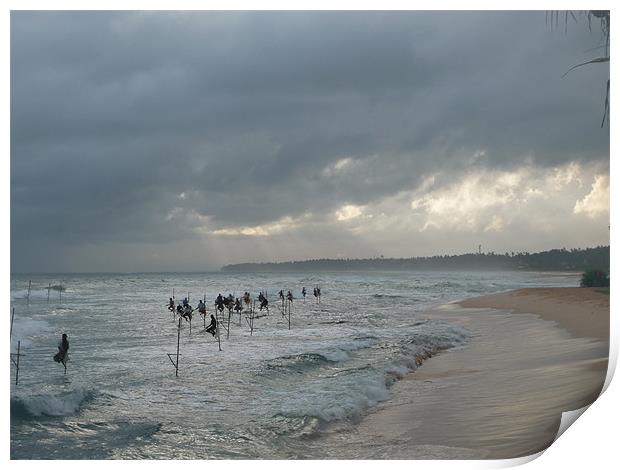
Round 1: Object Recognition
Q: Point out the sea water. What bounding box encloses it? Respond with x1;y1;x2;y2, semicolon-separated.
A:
9;271;577;459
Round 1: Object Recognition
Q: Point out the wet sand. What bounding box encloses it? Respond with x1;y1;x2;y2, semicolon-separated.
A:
459;287;609;341
322;288;609;459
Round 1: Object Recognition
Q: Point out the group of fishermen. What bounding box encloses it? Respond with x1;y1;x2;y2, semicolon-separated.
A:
278;290;294;303
167;297;218;336
214;291;271;314
215;293;245;313
166;286;322;335
277;287;321;303
49;287;322;370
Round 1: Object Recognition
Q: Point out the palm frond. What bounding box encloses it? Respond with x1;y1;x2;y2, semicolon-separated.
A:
562;57;610;78
601;79;610;128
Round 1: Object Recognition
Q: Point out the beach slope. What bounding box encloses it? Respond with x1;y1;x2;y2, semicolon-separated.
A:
324;287;609;459
459;287;609;340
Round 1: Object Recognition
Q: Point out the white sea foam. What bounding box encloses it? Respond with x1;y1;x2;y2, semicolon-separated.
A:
273;322;468;425
11;387;97;419
278;373;391;423
10;316;52;350
9;270;578;458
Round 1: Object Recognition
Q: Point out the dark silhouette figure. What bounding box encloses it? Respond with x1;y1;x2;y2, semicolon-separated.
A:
258;292;269;311
182;305;193;322
215;294;225;312
53;333;69;364
205;314;218;336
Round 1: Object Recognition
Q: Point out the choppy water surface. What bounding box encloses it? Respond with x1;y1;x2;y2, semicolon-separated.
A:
10;271;576;459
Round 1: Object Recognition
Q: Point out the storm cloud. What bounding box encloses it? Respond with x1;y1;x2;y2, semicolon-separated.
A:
11;11;609;272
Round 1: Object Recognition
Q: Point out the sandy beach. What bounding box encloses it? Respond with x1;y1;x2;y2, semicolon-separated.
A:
322;287;610;459
459;287;609;341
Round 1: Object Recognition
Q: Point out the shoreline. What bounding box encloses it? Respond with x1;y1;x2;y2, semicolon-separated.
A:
322;287;609;459
457;287;609;341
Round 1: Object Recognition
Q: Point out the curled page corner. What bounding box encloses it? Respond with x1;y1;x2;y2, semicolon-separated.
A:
554;404;591;443
602;337;617;394
496;404;595;468
492;450;544;468
552;325;615;445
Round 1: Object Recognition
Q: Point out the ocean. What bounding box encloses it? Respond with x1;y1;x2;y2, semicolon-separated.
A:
10;271;577;459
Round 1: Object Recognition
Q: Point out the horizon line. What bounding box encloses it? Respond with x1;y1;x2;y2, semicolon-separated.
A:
10;245;609;275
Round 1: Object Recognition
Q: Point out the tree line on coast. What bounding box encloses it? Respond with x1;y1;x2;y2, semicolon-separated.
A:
221;246;610;273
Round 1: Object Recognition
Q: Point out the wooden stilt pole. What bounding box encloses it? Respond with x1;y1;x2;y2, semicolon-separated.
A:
165;317;182;377
47;283;51;303
216;311;222;352
246;307;255;336
15;341;21;385
227;309;231;339
11;341;26;385
288;300;292;330
203;294;207;328
175;317;181;376
10;307;15;339
27;280;31;305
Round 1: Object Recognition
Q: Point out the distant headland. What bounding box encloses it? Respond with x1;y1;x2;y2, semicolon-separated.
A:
221;246;610;273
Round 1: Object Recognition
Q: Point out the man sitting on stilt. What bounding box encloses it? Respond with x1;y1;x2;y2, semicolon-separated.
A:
53;333;69;365
205;314;218;336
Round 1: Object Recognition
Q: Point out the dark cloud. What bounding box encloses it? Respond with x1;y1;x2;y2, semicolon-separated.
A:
10;11;609;272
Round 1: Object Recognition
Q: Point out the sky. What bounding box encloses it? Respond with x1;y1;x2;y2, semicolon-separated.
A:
10;10;610;273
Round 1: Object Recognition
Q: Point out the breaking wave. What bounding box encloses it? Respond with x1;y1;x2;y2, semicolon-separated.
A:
11;387;99;420
261;336;379;375
372;293;406;299
273;322;468;426
264;353;336;373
